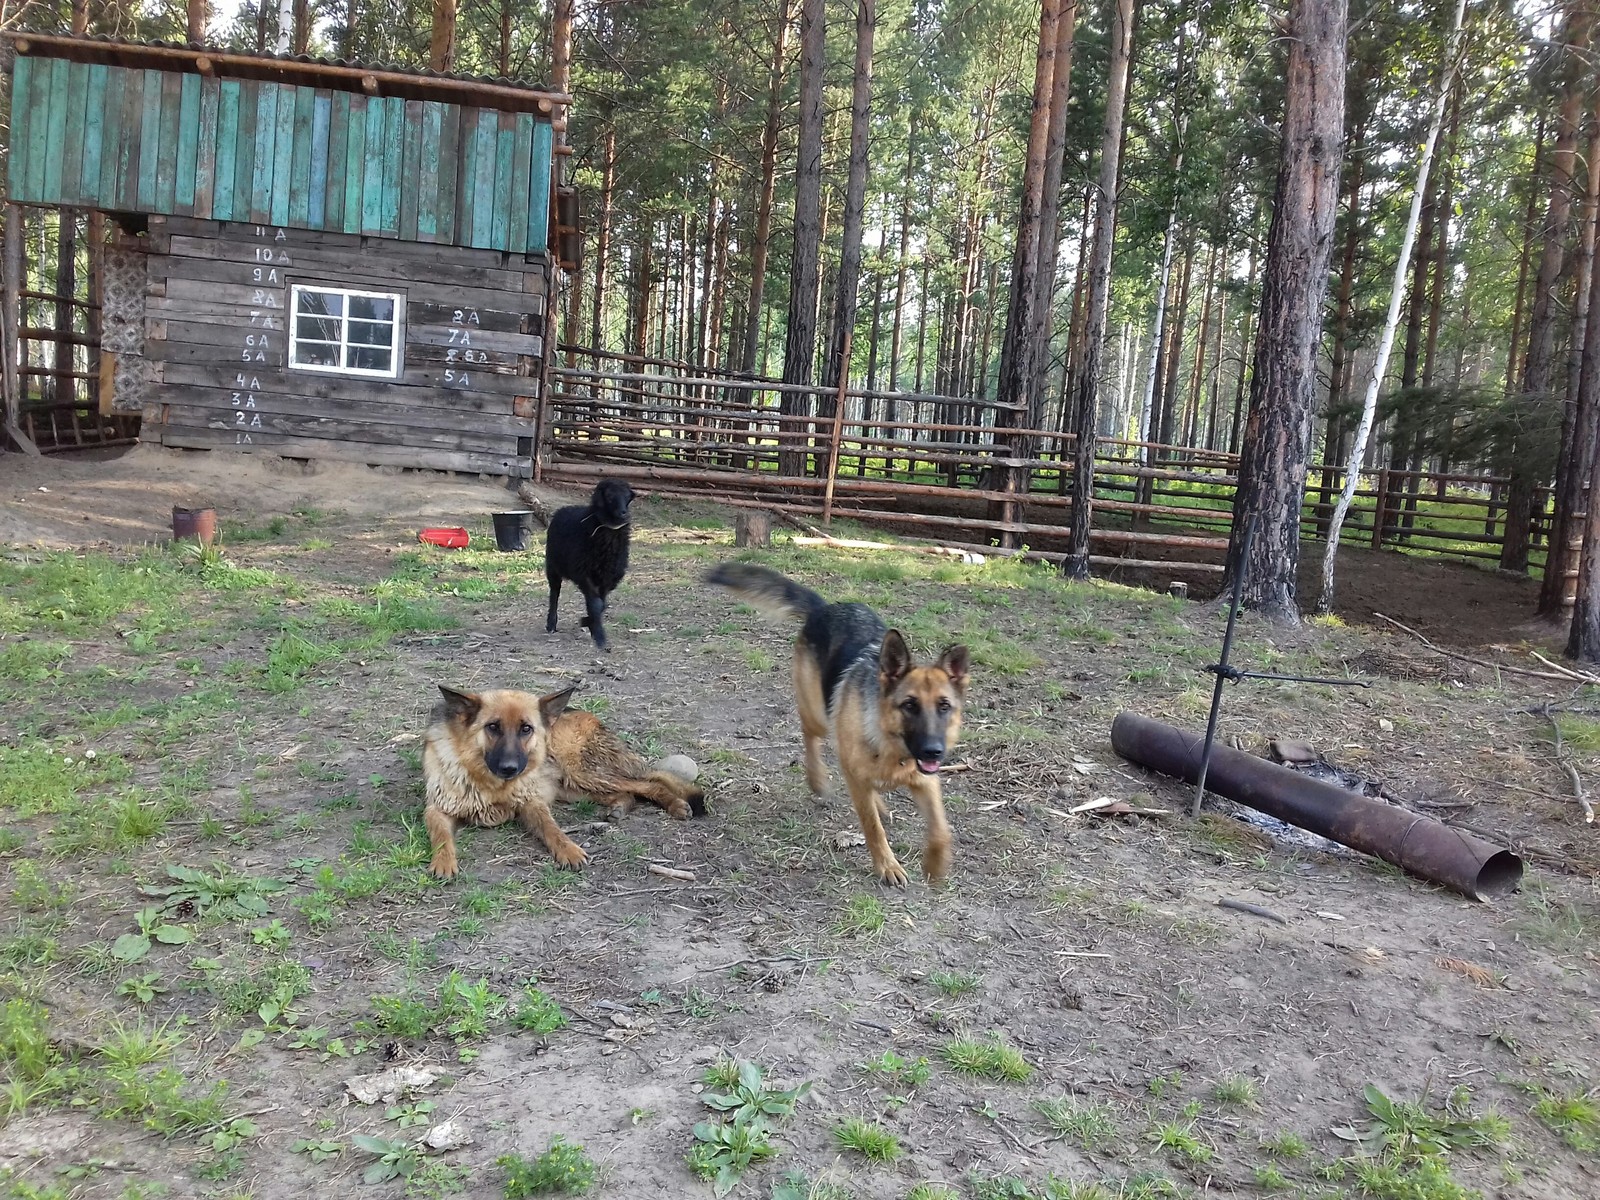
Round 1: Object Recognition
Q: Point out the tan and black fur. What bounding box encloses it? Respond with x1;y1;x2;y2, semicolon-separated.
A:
706;562;969;885
422;686;705;879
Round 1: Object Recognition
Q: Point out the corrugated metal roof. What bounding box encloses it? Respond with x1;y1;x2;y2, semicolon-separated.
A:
56;33;556;92
5;32;569;115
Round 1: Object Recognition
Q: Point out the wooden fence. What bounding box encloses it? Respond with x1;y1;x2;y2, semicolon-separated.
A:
546;346;1554;581
4;206;139;453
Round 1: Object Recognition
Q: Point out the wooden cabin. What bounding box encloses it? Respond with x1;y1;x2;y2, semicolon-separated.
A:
4;35;574;477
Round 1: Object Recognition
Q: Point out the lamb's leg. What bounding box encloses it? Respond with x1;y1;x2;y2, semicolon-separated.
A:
546;573;562;633
582;591;609;651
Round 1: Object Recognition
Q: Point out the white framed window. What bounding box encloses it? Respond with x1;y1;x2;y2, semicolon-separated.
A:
289;285;405;378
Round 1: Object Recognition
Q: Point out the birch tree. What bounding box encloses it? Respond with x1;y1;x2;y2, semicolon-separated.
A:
1315;0;1469;615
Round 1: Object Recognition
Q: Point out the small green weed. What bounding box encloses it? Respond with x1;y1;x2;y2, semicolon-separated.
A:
943;1034;1032;1082
1531;1088;1600;1151
1152;1119;1213;1164
501;1136;597;1196
1212;1074;1259;1108
834;1116;900;1162
1034;1096;1117;1150
1332;1084;1509;1160
513;987;567;1035
837;893;887;937
860;1050;930;1090
928;970;979;998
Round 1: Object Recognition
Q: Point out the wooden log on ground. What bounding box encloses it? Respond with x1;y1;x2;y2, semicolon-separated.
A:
734;509;774;548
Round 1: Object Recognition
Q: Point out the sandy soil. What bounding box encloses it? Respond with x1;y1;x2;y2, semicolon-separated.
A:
0;446;1596;1200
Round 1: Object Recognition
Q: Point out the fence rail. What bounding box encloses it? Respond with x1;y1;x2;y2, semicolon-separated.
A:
548;346;1555;582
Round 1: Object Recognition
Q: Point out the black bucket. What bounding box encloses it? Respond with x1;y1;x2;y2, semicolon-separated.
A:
491;511;532;552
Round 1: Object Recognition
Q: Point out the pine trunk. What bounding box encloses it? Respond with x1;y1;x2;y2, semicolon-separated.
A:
1063;0;1135;579
590;127;616;351
1546;106;1600;617
820;0;877;413
887;131;916;398
429;0;457;72
741;0;793;376
992;0;1063;532
1226;0;1347;621
779;0;825;476
1505;1;1592;573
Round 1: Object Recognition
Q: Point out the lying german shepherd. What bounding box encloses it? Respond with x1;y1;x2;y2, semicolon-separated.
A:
706;562;969;885
422;685;706;878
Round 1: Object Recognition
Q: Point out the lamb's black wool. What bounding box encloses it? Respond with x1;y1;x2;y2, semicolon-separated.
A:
544;478;635;652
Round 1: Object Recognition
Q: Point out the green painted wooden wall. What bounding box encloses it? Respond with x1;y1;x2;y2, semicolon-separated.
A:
8;55;555;255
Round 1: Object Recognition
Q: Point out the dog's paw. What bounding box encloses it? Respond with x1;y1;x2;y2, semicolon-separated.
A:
550;841;589;870
875;857;909;888
428;854;459;881
546;622;558;634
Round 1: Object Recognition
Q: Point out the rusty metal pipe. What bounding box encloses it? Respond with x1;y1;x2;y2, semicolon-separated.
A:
1111;712;1523;902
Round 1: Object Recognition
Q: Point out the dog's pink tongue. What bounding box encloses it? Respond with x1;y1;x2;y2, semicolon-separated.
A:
916;758;941;775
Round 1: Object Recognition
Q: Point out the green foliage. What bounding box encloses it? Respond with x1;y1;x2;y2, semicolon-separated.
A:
500;1137;597;1196
292;1138;345;1164
1332;1085;1508;1161
690;1061;810;1197
860;1050;931;1091
512;987;567;1035
352;1134;425;1185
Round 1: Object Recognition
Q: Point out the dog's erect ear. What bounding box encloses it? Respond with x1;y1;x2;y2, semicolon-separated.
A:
937;645;970;692
538;685;577;724
437;686;482;724
879;630;913;687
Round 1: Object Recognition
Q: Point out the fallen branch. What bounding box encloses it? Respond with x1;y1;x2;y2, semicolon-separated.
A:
1371;612;1575;682
1540;704;1595;825
1529;649;1600;686
646;863;697;882
790;535;984;562
1217;898;1289;925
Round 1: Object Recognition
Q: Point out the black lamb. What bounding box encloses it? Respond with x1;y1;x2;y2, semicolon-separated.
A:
544;478;635;652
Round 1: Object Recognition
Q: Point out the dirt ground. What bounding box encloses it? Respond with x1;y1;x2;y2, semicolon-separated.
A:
0;445;1597;1200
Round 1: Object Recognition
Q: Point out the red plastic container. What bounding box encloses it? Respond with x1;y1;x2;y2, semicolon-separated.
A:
418;526;470;549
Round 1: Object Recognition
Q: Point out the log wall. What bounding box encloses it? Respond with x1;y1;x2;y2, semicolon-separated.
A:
132;215;548;476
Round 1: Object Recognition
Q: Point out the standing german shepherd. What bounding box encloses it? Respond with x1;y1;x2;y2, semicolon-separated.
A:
422;685;705;879
705;562;969;885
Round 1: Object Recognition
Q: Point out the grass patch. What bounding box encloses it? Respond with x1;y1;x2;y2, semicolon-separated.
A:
928;969;979;998
834;1116;900;1162
942;1034;1032;1082
1531;1088;1600;1151
837;893;887;937
1034;1096;1117;1150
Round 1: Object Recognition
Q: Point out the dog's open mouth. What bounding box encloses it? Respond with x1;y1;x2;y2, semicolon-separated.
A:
915;757;942;775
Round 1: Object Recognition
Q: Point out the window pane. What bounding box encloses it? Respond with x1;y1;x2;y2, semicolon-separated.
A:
347;319;393;347
297;290;343;318
347;346;394;373
348;295;394;322
297;315;341;342
294;342;339;367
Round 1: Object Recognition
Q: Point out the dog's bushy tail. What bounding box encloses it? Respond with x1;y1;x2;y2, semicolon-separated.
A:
704;562;827;622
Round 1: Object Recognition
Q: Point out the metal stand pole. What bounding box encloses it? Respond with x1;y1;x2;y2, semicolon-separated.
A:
1193;516;1254;817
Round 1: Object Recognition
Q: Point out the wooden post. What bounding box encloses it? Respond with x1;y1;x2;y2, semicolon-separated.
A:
1372;467;1389;550
821;327;853;527
3;204;41;455
186;0;208;41
429;0;457;73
